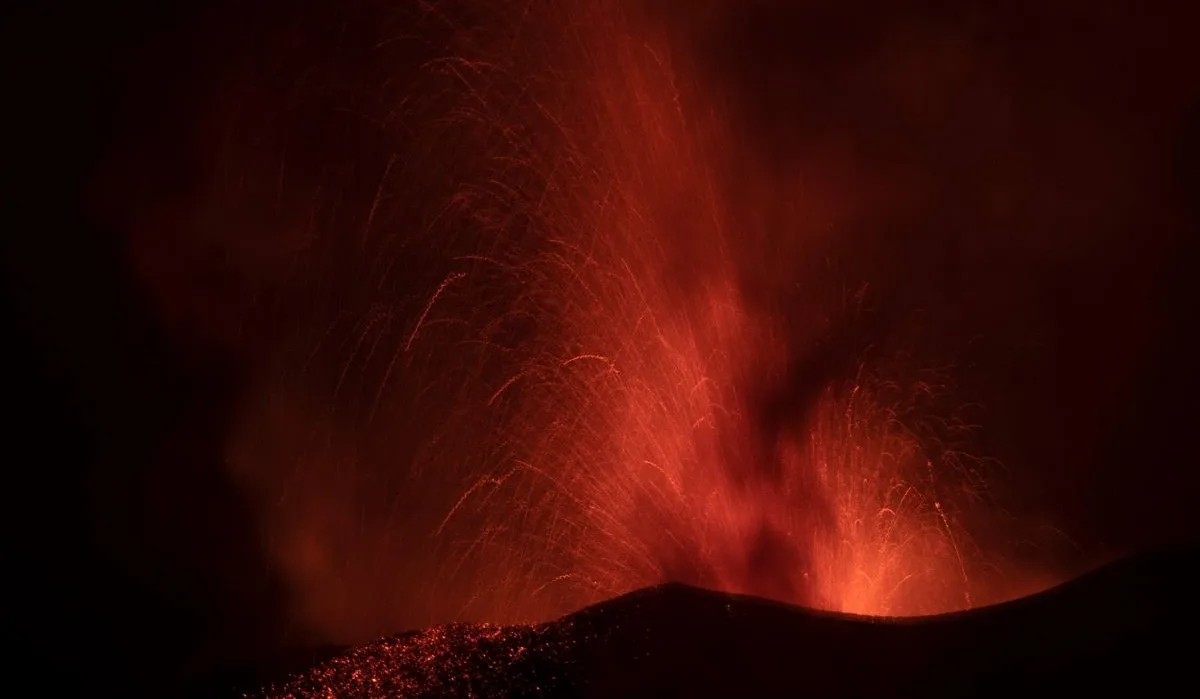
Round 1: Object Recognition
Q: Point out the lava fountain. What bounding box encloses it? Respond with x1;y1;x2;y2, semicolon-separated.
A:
186;0;1016;639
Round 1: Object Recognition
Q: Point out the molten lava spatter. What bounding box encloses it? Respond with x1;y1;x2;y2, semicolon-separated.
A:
200;0;1023;640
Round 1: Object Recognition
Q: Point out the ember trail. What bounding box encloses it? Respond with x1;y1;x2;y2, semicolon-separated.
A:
223;0;1017;639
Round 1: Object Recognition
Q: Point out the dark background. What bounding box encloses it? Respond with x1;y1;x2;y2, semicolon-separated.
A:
4;1;1198;697
4;2;284;695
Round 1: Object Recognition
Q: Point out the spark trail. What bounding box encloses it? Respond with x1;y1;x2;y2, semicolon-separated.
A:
386;0;992;619
223;0;1016;639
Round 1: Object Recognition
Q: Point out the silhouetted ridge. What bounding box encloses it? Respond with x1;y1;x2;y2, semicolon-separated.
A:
237;547;1197;698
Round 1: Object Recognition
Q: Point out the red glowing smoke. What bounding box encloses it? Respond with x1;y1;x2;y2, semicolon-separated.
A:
101;0;1102;644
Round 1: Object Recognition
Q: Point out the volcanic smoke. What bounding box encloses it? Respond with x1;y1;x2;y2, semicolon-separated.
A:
120;0;1056;643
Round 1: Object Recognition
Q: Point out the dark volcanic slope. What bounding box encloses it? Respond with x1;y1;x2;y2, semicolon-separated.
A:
247;547;1196;698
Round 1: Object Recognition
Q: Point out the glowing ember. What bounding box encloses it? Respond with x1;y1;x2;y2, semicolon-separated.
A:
254;623;572;698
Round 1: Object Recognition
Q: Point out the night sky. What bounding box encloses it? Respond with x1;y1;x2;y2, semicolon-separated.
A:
5;2;1199;697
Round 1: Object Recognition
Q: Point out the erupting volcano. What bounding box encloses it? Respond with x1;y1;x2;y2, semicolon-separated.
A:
116;0;1063;644
13;0;1198;696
